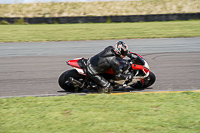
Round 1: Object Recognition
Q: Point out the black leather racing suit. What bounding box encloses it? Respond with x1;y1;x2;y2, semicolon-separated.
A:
86;46;126;91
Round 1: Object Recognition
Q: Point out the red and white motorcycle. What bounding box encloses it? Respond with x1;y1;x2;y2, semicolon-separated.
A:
58;52;156;92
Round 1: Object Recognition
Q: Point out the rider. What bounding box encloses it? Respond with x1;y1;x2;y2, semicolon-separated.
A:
86;41;132;93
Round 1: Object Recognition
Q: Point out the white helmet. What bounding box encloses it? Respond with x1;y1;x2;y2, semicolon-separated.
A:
114;41;128;57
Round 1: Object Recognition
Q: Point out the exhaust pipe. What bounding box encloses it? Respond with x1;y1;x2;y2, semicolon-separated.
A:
68;77;82;87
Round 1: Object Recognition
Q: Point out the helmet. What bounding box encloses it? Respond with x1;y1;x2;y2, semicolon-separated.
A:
114;41;128;57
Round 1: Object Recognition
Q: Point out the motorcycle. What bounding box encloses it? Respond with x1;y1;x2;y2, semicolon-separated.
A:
58;52;156;93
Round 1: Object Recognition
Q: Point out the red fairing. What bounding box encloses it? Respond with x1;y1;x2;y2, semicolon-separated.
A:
132;64;144;70
132;64;150;74
143;68;150;74
67;59;81;68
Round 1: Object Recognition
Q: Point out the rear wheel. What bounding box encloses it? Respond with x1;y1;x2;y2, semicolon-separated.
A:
132;72;156;88
58;69;85;92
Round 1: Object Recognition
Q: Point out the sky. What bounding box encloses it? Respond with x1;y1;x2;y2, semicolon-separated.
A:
0;0;134;4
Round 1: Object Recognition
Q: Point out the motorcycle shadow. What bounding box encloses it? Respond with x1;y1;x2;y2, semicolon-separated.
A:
57;87;153;94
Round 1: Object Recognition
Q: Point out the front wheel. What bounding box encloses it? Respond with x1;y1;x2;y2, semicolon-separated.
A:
58;69;85;92
132;71;156;88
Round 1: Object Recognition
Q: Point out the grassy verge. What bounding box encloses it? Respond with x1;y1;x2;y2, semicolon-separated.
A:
0;20;199;42
0;0;199;17
0;92;200;133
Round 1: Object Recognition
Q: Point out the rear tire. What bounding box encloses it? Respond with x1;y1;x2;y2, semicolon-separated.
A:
58;69;85;92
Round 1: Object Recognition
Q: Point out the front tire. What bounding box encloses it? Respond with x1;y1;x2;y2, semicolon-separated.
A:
58;69;85;92
133;71;156;88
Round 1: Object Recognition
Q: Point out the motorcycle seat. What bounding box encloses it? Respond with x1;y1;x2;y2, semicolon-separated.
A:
77;58;88;73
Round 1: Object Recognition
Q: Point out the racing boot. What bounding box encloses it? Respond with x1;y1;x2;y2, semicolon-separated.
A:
102;83;113;94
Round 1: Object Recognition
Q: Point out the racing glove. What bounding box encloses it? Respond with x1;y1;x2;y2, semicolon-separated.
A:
127;51;135;59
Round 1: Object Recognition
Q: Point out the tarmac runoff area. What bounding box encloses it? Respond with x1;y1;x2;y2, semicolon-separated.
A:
0;37;200;98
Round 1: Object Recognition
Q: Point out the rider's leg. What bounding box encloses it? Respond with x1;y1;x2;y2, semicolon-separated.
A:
90;74;113;93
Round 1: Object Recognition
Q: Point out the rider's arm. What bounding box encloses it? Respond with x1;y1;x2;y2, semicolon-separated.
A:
127;51;135;59
111;57;132;80
110;57;121;75
112;56;133;80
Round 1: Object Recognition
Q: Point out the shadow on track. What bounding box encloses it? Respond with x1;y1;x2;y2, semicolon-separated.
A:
57;87;154;94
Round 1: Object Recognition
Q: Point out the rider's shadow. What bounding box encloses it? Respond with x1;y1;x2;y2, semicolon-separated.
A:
57;87;153;94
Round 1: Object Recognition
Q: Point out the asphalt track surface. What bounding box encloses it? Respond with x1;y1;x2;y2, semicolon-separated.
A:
0;37;200;97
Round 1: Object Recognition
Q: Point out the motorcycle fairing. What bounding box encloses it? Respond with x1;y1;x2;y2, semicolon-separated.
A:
132;64;150;74
67;58;83;68
67;58;86;75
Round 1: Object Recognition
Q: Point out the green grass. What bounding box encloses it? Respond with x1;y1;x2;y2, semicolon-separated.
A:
0;92;200;133
0;20;199;42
